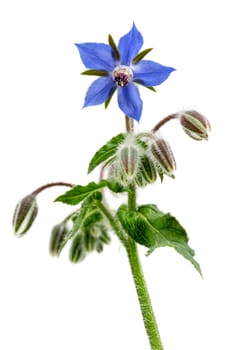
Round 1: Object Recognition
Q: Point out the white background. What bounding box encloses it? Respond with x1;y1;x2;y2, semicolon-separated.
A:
0;1;234;349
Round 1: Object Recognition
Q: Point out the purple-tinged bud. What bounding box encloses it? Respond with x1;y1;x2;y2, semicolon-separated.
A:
12;194;38;237
49;223;69;256
110;134;143;186
120;145;138;178
179;110;211;141
137;155;157;185
151;138;176;178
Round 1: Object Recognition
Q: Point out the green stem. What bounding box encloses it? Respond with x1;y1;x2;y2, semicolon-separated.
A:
125;239;164;350
125;114;164;349
97;198;164;349
96;201;127;246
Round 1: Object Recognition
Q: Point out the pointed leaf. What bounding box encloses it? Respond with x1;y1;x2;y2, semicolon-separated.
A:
55;181;106;205
140;204;202;276
117;204;156;247
132;48;153;64
88;133;126;173
118;203;202;275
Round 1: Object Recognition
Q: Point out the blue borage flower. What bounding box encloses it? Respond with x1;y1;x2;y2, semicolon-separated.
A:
75;23;175;122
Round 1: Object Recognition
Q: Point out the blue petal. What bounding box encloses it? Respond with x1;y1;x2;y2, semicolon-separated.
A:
118;23;143;66
133;60;175;86
83;77;115;107
117;83;143;122
75;43;116;71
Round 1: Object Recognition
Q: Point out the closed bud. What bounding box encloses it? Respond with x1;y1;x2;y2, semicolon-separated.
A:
83;229;95;252
151;138;176;178
99;226;111;244
12;194;38;237
95;241;104;253
179;110;211;141
49;223;69;256
138;155;157;185
120;145;138;178
69;235;86;263
109;134;143;186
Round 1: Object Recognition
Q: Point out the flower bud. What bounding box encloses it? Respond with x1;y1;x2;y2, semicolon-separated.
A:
83;229;95;252
151;138;176;178
179;110;211;141
137;155;157;185
120;145;138;178
109;134;143;186
69;235;86;263
12;194;38;237
99;226;111;244
49;223;69;256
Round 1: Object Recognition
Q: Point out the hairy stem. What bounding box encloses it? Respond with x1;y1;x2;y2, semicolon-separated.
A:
32;182;74;196
124;115;164;349
151;113;177;133
125;115;134;133
125;239;164;350
96;201;127;246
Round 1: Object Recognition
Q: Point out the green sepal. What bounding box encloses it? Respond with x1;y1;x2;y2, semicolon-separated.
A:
88;133;126;173
132;48;153;64
118;203;202;276
81;69;108;76
104;87;117;109
145;86;157;92
108;34;120;60
134;80;156;92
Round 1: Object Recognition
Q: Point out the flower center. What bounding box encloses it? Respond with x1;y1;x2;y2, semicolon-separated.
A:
112;65;133;87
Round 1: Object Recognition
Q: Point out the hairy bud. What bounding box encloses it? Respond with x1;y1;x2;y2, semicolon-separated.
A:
120;145;138;178
69;235;86;263
12;194;38;237
179;110;211;141
151;138;176;178
138;155;157;185
49;223;69;256
109;134;143;186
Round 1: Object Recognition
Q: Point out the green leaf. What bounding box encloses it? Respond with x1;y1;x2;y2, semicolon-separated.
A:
81;69;108;76
88;133;126;173
55;181;106;205
142;205;202;276
118;203;202;276
108;34;120;60
56;204;89;255
132;48;153;64
105;179;127;193
117;204;157;247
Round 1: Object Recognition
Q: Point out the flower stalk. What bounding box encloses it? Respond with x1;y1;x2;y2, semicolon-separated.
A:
32;181;74;195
